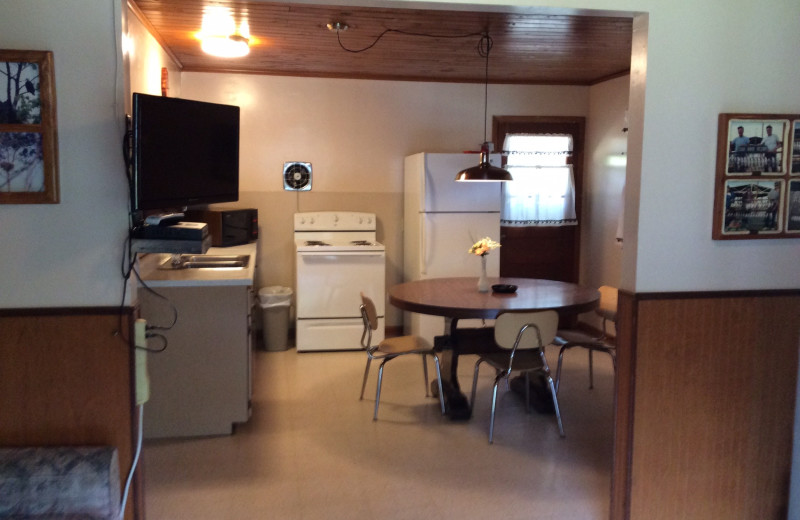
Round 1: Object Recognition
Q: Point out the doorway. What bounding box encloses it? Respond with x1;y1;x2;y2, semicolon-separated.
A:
493;116;586;283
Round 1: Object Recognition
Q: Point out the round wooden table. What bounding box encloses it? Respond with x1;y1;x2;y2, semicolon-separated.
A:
389;277;600;419
389;277;600;320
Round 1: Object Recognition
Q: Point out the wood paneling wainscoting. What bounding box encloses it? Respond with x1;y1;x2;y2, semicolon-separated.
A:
611;290;800;520
0;307;141;520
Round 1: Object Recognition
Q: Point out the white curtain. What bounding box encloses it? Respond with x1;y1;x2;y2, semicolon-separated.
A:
501;133;577;227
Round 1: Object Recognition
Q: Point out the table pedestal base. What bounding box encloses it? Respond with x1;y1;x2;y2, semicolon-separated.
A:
509;375;555;414
433;327;497;420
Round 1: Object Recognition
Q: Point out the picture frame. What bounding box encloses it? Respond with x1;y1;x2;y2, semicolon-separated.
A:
791;120;800;175
713;113;800;239
0;50;59;204
788;180;800;233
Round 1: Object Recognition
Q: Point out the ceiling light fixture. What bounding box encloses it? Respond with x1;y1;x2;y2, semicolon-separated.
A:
455;32;512;182
327;22;349;32
199;7;250;58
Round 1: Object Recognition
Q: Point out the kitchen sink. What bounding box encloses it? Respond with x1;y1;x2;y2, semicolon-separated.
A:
159;254;250;270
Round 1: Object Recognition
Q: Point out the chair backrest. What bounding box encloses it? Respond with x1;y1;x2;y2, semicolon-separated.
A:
360;292;378;331
596;285;618;322
494;310;559;351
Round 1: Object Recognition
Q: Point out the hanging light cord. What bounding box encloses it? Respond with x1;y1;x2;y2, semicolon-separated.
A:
335;27;485;53
478;32;492;143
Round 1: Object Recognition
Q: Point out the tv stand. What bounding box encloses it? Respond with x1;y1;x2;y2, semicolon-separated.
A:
144;212;184;226
130;235;211;254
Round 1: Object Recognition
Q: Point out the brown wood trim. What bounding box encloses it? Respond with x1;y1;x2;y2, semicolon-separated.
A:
588;69;631;86
0;307;140;520
0;306;133;317
611;290;800;519
179;67;601;85
625;288;800;300
610;289;637;520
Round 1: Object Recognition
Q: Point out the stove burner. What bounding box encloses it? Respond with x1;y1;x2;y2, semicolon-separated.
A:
350;240;374;246
304;240;331;246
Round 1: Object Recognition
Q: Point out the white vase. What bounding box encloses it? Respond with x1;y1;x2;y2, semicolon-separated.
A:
477;255;489;292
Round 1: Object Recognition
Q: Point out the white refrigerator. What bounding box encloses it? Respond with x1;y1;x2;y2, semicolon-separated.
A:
403;152;502;341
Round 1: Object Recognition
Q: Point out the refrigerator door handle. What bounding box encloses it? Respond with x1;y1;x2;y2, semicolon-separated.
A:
420;217;427;275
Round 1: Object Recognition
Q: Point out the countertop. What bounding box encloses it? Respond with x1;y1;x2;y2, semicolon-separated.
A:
137;242;257;287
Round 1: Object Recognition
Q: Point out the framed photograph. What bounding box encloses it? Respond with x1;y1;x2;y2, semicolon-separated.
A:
714;113;800;239
791;120;800;175
787;180;800;233
723;116;788;175
720;179;782;235
0;50;59;204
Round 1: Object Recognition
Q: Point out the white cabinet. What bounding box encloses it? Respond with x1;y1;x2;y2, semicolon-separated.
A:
137;243;257;439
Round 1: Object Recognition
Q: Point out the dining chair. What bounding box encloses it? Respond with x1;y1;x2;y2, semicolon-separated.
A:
359;293;446;421
469;310;564;443
553;285;618;393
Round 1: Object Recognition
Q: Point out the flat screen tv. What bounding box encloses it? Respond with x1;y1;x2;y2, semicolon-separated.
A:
131;93;240;212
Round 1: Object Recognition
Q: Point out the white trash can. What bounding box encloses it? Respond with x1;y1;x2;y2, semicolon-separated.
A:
258;286;293;351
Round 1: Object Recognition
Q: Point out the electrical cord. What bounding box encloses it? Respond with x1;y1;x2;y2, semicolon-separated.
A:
116;124;175;353
335;27;485;54
118;404;143;520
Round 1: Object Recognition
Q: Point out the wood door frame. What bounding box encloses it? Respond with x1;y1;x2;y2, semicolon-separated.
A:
492;115;586;282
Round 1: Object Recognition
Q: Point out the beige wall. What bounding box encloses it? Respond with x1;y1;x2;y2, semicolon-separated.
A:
127;12;181;99
581;74;630;329
179;73;592;327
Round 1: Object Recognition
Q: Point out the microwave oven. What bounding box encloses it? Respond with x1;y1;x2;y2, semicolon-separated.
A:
184;208;258;247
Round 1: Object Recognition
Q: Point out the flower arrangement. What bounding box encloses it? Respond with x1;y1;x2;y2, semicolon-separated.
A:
468;237;501;256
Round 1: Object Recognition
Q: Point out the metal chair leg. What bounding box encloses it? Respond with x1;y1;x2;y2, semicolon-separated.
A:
555;345;567;394
488;376;502;444
432;354;446;415
374;359;387;421
422;353;430;397
546;374;565;437
470;359;484;410
360;357;372;400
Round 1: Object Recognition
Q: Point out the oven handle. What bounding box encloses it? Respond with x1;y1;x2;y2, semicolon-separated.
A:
298;251;385;257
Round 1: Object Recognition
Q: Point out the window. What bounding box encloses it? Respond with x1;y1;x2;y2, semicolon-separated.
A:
501;134;577;227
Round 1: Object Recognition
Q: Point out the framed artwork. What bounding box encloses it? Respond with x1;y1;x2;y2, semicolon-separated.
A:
0;50;59;204
713;113;800;239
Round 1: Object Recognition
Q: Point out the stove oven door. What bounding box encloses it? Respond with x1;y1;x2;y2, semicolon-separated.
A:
295;250;385;351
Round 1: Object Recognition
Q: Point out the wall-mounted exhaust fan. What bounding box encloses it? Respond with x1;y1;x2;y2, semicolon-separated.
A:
283;162;312;191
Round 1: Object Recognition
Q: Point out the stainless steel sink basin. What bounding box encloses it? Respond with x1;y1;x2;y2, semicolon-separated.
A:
159;254;250;270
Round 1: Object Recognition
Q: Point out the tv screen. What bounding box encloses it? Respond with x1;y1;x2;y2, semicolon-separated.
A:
131;93;240;212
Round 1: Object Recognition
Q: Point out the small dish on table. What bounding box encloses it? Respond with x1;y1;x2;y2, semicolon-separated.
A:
491;284;518;294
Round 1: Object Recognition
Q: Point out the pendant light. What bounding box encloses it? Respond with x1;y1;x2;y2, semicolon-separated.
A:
456;32;512;182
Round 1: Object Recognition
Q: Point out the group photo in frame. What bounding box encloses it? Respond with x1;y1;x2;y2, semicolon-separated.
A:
725;117;788;175
788;180;800;233
0;49;59;204
713;113;800;240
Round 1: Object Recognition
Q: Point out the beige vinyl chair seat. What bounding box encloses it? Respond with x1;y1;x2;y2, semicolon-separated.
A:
554;285;618;392
470;310;564;443
372;334;432;355
359;293;446;420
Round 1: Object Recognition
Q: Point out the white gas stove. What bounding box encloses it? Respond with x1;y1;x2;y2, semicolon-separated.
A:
294;212;386;351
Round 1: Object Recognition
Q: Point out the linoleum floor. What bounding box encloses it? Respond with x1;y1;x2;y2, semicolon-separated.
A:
143;344;614;519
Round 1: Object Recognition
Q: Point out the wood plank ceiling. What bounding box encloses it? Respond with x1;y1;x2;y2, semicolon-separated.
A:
129;1;633;85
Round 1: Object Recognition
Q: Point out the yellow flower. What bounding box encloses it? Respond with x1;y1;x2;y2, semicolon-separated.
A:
469;237;501;256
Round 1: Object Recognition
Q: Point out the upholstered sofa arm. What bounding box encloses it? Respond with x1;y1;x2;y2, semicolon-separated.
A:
0;446;120;519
